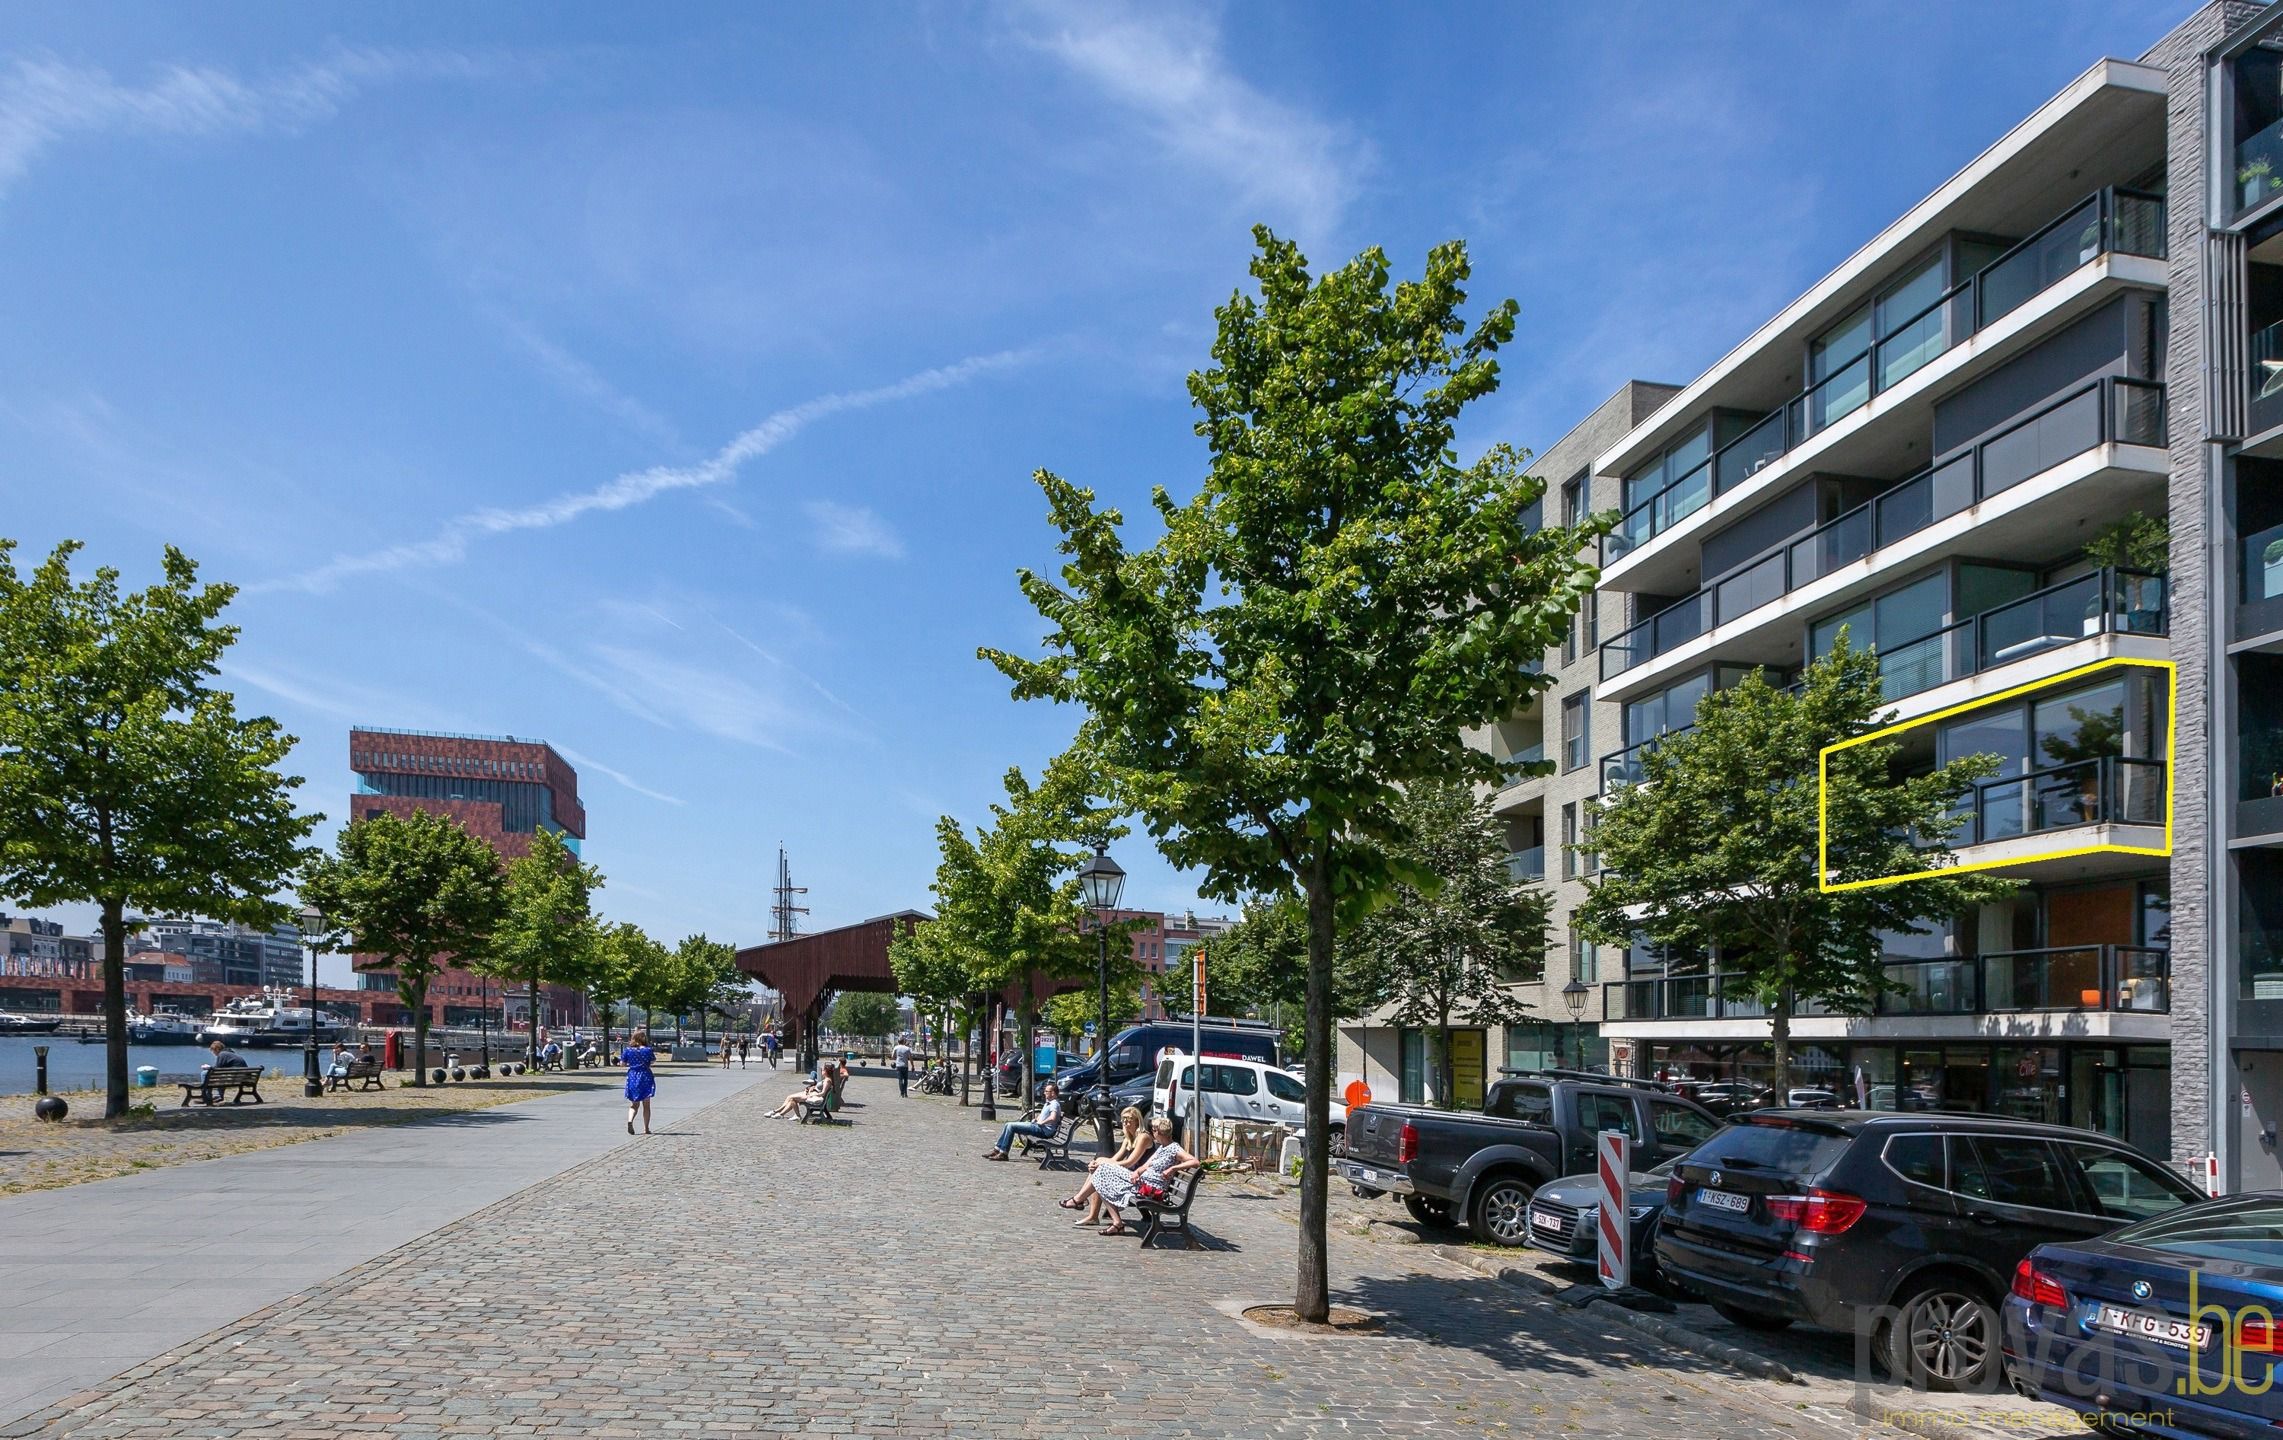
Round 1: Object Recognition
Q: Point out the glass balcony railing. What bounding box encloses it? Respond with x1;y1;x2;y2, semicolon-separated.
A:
2243;519;2283;643
1953;755;2167;847
2252;319;2283;438
2239;114;2283;217
1507;847;1546;883
1600;376;2165;683
1605;187;2167;568
1602;945;2169;1021
1834;568;2169;706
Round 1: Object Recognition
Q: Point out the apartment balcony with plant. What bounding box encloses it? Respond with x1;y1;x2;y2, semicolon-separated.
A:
1601;945;2169;1023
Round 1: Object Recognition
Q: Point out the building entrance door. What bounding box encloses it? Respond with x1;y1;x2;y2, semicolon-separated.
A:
2237;1051;2283;1191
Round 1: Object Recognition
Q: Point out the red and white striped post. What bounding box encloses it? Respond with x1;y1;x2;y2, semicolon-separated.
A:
1596;1130;1631;1291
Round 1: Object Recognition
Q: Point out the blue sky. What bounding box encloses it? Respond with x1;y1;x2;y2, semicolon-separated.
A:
1;1;2193;979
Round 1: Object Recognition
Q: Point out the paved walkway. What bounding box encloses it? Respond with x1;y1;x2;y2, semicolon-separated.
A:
2;1068;1975;1439
0;1060;773;1428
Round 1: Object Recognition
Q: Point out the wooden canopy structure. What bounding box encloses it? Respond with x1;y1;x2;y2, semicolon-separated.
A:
734;909;1091;1066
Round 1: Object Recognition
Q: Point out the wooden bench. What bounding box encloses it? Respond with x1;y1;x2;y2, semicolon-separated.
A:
1133;1171;1205;1250
1019;1109;1086;1170
325;1056;385;1092
795;1083;846;1125
180;1065;265;1107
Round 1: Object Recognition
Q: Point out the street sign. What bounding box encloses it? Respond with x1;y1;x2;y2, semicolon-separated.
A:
1596;1130;1630;1291
1193;949;1206;1014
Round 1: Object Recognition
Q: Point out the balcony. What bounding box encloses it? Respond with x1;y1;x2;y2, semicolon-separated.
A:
1604;188;2166;571
1599;376;2166;688
1950;755;2166;849
2242;519;2283;643
1507;847;1546;883
1847;568;2166;707
1600;946;2168;1022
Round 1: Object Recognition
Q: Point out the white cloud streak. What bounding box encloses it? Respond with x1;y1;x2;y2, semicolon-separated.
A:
265;348;1032;593
1012;2;1360;239
803;499;905;560
549;743;685;807
0;46;491;200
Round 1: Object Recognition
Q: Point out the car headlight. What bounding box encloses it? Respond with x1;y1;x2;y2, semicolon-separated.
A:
1627;1205;1657;1221
1574;1205;1598;1223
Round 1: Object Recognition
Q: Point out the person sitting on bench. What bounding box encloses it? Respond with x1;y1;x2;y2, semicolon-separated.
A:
206;1038;248;1070
325;1042;355;1080
983;1082;1062;1161
769;1059;843;1119
1058;1105;1153;1221
1072;1115;1200;1235
538;1038;563;1069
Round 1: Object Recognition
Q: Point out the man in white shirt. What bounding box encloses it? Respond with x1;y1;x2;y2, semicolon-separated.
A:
892;1038;914;1096
984;1082;1062;1161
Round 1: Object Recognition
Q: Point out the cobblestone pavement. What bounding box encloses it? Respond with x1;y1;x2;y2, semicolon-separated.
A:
11;1072;2021;1439
0;1071;634;1197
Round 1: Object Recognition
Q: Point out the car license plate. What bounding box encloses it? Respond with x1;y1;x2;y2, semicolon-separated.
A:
2093;1305;2210;1350
1530;1208;1563;1233
1352;1167;1381;1184
1697;1188;1750;1213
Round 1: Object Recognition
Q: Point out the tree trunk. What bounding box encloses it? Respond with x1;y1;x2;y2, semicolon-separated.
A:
1018;987;1036;1109
100;898;129;1119
1297;851;1335;1324
1770;992;1792;1104
1438;1016;1455;1113
959;995;974;1107
406;972;431;1087
527;961;542;1068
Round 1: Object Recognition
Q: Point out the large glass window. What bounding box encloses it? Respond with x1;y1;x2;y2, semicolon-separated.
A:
1808;303;1874;430
1561;691;1591;772
1810;570;1946;662
2235;46;2283;218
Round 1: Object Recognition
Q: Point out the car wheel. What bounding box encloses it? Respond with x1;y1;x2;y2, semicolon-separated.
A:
1330;1126;1346;1159
1402;1194;1457;1229
1711;1301;1793;1332
1467;1175;1537;1248
1885;1280;2000;1392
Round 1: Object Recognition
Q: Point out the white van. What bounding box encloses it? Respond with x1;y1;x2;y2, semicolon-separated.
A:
1152;1053;1347;1149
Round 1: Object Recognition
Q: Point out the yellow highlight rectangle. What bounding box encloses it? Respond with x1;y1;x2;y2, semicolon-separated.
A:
1816;657;2175;893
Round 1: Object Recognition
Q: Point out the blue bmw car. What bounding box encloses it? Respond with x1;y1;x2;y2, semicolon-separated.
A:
2004;1193;2283;1439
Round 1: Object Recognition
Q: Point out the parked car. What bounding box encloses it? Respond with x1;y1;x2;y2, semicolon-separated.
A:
1152;1054;1345;1151
1655;1110;2204;1391
1337;1070;1727;1246
2004;1192;2283;1439
1051;1020;1282;1099
1524;1157;1690;1296
1786;1088;1841;1110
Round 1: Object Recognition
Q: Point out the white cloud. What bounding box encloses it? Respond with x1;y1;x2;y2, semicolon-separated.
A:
549;742;684;807
485;307;684;450
1011;1;1361;239
0;46;490;200
264;348;1033;593
586;645;797;753
803;499;905;560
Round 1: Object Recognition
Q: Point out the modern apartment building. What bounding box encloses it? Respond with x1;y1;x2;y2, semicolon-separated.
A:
1340;3;2283;1183
132;919;307;989
345;726;589;1029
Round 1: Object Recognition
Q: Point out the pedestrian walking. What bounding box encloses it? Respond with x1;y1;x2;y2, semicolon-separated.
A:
720;1033;734;1069
737;1033;751;1068
892;1036;913;1097
763;1028;781;1068
623;1027;657;1135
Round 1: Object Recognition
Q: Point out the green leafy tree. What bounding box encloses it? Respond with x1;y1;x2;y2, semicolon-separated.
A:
1192;897;1389;1058
1578;638;2016;1096
1044;963;1143;1044
1349;780;1548;1109
985;233;1591;1320
466;827;602;1066
889;914;977;1077
611;923;678;1038
669;933;741;1040
828;990;901;1041
300;809;506;1088
0;540;321;1117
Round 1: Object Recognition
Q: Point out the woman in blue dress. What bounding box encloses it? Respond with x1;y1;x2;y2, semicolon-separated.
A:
623;1027;657;1135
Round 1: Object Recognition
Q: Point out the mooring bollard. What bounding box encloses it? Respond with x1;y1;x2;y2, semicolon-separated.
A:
31;1044;66;1121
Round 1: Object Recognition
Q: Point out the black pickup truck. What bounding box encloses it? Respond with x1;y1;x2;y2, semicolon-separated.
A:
1335;1069;1728;1246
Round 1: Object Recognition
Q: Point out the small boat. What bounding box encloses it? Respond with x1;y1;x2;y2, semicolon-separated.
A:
127;1010;203;1045
0;1011;62;1034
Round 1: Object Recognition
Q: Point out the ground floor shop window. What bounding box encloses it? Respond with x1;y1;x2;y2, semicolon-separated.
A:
1642;1039;2170;1153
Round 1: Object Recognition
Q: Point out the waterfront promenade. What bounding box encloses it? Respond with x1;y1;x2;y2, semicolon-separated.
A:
0;1061;771;1428
0;1066;1962;1440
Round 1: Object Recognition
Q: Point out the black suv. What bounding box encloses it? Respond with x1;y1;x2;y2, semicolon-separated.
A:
1654;1111;2202;1392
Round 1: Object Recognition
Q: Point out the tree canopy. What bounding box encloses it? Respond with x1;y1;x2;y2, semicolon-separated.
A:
983;231;1595;1319
1577;637;2015;1092
300;808;505;1086
828;990;901;1040
0;540;320;1115
466;827;602;1063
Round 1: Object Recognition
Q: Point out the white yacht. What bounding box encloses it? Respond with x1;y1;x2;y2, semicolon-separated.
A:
200;988;341;1047
126;1010;202;1045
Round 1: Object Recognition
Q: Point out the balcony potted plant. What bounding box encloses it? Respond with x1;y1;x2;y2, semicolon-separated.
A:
2246;156;2279;211
2082;513;2168;633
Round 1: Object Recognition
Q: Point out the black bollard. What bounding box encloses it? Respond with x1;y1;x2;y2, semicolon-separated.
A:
34;1044;49;1096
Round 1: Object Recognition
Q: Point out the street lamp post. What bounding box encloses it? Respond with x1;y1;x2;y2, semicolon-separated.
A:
299;904;325;1098
1561;977;1590;1070
1075;840;1126;1155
